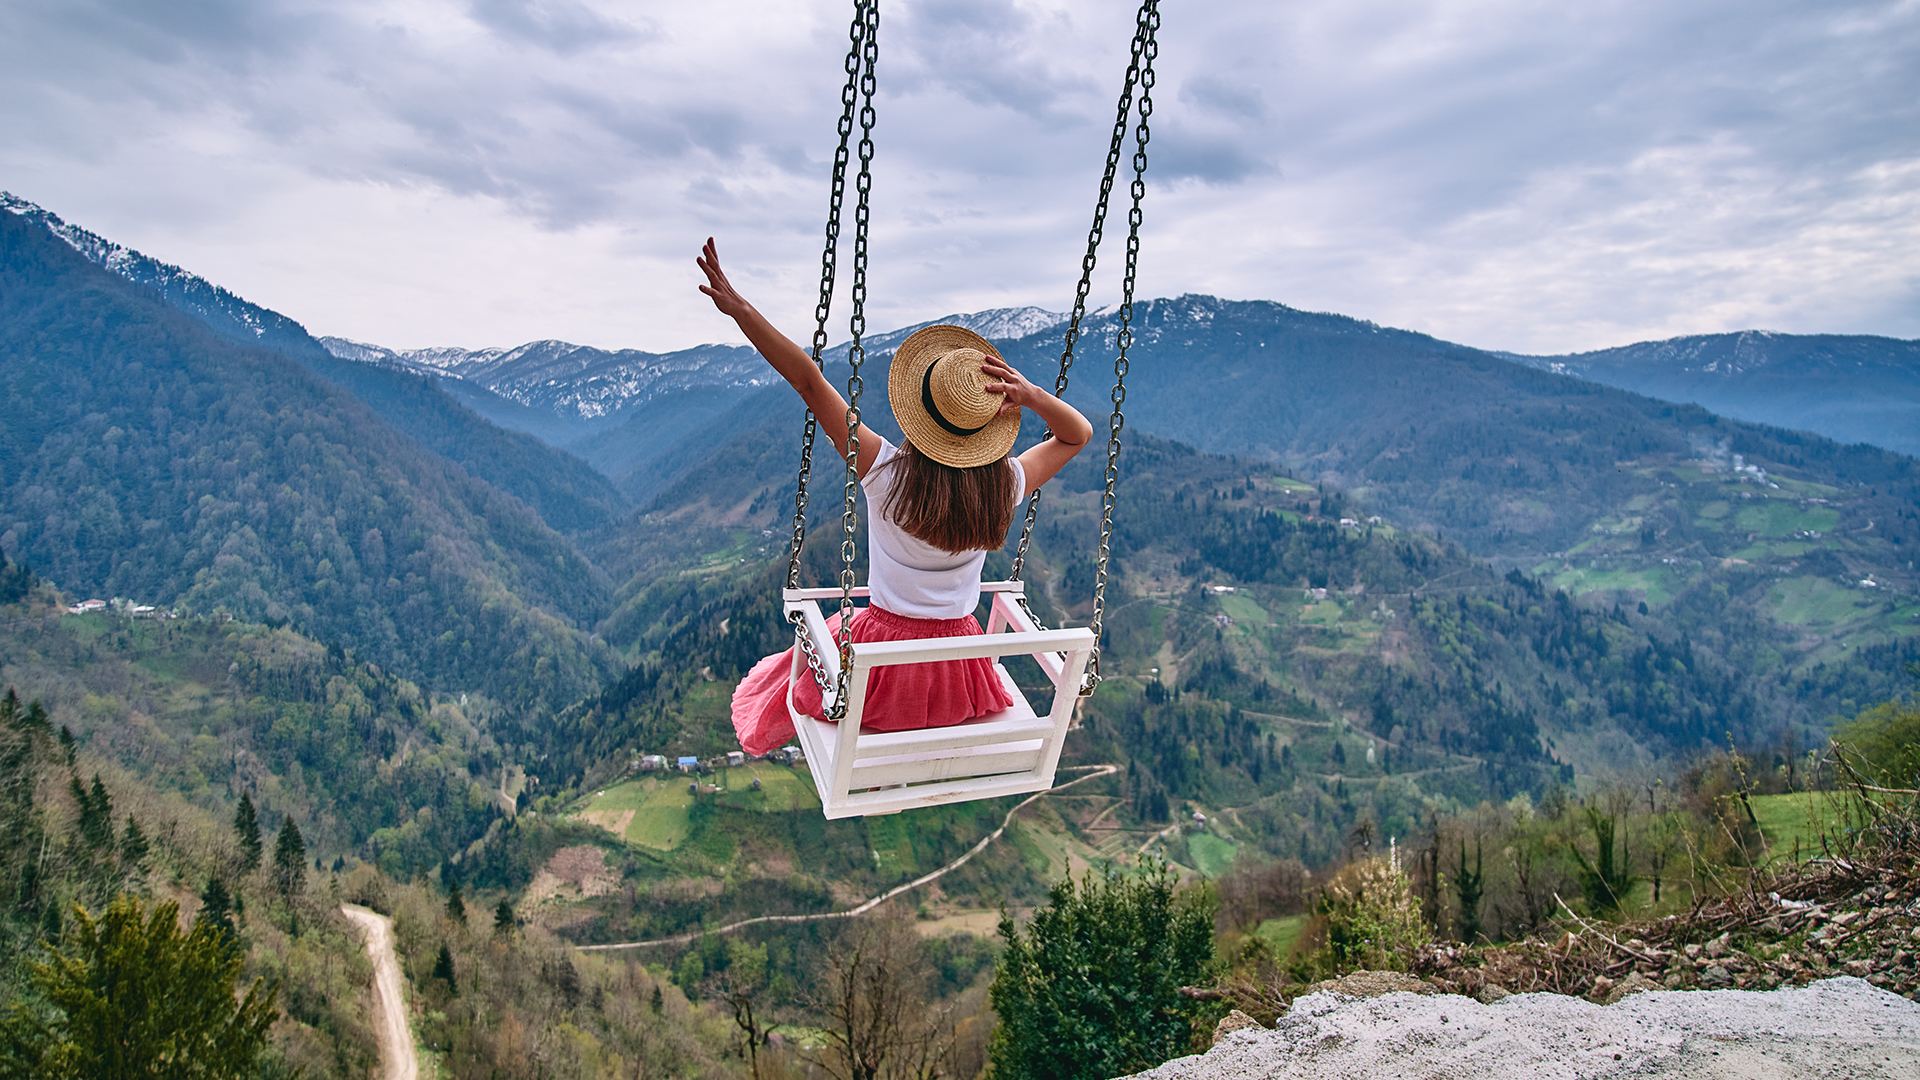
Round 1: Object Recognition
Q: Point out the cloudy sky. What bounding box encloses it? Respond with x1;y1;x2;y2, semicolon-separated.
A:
3;0;1916;355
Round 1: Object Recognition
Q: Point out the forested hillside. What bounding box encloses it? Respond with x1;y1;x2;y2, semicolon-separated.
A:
989;296;1920;565
2;194;628;535
0;211;616;707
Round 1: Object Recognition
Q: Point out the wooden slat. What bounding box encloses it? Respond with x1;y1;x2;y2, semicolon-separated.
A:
829;772;1054;818
850;707;1054;758
851;626;1093;667
850;743;1044;788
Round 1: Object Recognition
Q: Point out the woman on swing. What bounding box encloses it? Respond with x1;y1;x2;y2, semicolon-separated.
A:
699;239;1093;756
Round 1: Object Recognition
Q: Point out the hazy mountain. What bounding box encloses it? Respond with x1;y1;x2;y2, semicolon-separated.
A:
319;306;1072;456
0;208;616;705
2;193;628;534
1505;330;1920;458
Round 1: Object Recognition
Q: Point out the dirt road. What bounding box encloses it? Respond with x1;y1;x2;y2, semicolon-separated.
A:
341;904;419;1080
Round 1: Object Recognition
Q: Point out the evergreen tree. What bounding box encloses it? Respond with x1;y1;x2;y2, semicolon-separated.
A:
119;815;150;873
232;794;262;873
431;943;457;994
271;817;306;899
988;859;1217;1080
446;881;466;926
493;899;516;936
0;893;278;1079
196;878;238;956
1453;839;1484;944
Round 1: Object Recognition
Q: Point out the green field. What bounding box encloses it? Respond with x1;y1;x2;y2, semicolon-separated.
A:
1253;914;1308;958
1769;576;1873;627
1188;833;1239;878
866;811;918;877
1297;600;1343;625
1749;791;1854;864
714;762;820;813
1734;502;1839;539
579;762;822;850
1217;594;1268;627
581;777;696;850
1548;565;1675;606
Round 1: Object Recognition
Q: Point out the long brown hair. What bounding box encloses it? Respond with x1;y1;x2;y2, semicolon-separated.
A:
879;440;1016;554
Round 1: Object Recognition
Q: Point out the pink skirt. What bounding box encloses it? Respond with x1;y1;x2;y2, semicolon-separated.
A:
730;605;1015;757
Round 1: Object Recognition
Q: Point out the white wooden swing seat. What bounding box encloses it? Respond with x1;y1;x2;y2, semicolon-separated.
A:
783;580;1095;818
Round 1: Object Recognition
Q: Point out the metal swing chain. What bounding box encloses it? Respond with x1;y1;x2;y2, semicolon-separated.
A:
790;0;879;717
1009;0;1157;587
785;0;871;591
1007;0;1158;696
830;0;880;719
1087;2;1157;694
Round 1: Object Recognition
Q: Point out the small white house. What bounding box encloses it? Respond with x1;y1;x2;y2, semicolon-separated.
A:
726;751;746;768
636;754;667;772
68;599;107;614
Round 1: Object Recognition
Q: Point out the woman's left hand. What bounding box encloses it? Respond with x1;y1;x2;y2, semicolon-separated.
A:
981;356;1044;417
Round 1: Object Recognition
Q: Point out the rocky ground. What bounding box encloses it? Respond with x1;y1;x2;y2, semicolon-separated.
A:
1132;977;1920;1080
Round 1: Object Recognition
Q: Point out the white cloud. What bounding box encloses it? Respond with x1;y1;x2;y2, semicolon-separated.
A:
1;0;1915;352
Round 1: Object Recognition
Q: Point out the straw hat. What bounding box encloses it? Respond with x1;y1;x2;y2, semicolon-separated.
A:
887;324;1021;469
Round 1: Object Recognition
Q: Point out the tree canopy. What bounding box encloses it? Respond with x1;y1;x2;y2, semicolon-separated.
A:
988;860;1217;1080
0;893;278;1080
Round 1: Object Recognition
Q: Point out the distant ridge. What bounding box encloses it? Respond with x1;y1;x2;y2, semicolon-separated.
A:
2;192;628;533
1506;330;1920;458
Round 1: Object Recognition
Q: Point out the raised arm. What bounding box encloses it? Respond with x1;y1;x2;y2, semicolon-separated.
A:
980;355;1093;492
697;238;882;477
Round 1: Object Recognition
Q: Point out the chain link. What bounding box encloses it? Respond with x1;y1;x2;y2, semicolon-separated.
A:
786;1;869;593
1008;4;1152;587
790;0;879;711
1085;1;1157;694
790;0;1154;707
827;0;880;719
1004;1;1157;695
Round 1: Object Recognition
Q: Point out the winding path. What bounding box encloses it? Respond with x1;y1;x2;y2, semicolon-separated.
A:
341;904;419;1080
576;764;1120;952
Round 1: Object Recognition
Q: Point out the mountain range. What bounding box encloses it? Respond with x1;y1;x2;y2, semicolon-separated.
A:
6;190;1917;753
1509;331;1920;459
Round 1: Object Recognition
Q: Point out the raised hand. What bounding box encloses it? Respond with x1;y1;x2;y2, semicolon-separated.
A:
696;238;753;320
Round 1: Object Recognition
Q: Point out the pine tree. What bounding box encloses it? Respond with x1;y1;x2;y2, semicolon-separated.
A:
988;859;1217;1080
493;899;515;936
119;815;150;873
270;817;305;899
196;878;238;956
232;794;262;873
431;943;457;994
0;893;278;1078
1453;839;1484;944
445;881;466;926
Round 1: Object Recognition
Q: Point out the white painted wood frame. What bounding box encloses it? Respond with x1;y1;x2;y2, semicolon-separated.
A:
782;581;1095;818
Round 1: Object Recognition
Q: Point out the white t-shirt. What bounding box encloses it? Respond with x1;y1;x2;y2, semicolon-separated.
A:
862;437;1026;621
